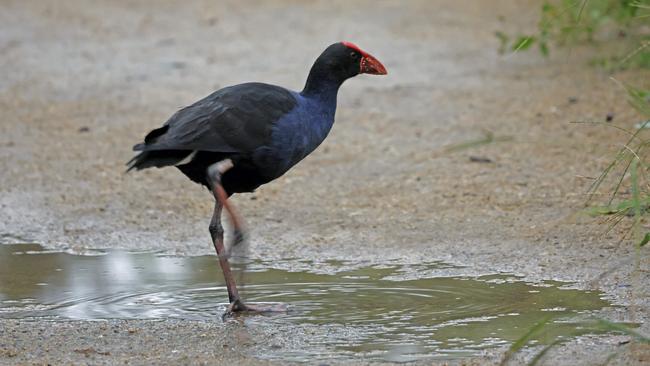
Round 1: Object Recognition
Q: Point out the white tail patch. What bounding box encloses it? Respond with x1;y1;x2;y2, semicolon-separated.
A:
175;150;198;166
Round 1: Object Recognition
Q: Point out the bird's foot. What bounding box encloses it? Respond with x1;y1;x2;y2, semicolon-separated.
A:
232;228;246;247
223;299;288;319
226;298;248;313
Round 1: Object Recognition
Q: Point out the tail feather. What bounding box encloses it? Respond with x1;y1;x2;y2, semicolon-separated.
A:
126;149;193;172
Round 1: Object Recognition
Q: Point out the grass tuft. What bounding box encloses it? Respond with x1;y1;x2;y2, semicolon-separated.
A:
497;0;650;70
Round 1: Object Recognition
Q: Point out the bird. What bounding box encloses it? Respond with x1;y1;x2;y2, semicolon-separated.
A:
127;41;387;315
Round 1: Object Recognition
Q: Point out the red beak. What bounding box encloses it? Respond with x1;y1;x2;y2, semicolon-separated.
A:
360;53;387;75
341;42;387;75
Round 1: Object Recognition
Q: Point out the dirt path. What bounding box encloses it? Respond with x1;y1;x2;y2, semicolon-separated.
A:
0;0;648;364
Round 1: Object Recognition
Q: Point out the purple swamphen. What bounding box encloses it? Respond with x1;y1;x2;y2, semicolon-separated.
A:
127;42;387;315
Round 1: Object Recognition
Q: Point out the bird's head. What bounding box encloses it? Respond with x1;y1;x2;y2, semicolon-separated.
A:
312;42;387;78
303;42;386;96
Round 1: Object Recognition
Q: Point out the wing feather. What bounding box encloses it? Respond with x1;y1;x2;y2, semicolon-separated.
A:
134;83;296;154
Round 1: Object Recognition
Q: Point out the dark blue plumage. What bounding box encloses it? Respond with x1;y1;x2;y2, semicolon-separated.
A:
128;42;386;195
127;41;386;315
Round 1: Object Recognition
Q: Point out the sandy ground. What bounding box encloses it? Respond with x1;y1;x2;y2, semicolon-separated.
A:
1;0;649;364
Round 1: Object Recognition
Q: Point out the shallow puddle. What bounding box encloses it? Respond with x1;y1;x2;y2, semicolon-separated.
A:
0;243;612;362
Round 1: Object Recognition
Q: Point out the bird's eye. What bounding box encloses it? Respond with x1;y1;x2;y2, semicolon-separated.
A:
350;52;357;59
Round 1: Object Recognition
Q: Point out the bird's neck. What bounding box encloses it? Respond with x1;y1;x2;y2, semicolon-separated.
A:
300;67;345;105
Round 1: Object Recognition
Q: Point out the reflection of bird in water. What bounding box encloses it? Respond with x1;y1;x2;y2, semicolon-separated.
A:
127;42;387;316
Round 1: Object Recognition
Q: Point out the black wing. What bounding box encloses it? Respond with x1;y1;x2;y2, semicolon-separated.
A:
136;82;296;153
127;82;296;171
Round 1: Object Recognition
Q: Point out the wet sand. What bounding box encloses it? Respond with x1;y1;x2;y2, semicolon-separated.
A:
0;0;649;364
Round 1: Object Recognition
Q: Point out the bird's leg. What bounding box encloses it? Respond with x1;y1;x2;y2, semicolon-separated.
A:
207;159;286;316
209;202;245;312
207;160;247;313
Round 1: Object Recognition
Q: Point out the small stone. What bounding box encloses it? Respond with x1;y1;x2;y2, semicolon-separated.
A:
606;112;614;122
170;61;186;69
469;156;492;163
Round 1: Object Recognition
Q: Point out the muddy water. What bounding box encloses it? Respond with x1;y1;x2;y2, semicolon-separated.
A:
0;243;611;362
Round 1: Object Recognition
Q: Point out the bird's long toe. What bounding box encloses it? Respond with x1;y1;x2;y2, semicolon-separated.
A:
223;301;288;319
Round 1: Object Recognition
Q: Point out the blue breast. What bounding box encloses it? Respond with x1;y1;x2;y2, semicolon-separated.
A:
252;90;337;179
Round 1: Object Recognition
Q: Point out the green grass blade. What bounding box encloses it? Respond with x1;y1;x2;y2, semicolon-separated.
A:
527;337;571;366
500;315;552;366
592;319;650;343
